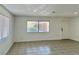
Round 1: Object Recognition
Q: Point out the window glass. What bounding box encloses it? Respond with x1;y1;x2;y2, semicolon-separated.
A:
27;21;49;32
39;21;49;32
27;21;38;32
0;15;9;40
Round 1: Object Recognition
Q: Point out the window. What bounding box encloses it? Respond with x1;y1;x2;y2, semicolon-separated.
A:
27;21;49;32
39;21;49;32
0;15;9;40
27;21;38;32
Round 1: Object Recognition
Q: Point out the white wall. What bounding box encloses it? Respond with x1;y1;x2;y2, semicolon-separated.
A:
61;19;70;39
69;17;79;41
14;16;70;42
0;5;14;55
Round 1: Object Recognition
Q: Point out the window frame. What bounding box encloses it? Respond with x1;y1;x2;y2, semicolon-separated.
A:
27;20;49;32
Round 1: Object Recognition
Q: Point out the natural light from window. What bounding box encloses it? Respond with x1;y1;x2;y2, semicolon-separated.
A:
27;21;49;32
0;15;9;40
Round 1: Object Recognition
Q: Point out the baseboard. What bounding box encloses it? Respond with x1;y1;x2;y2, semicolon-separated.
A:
70;38;79;42
15;38;62;43
5;42;14;55
61;38;72;40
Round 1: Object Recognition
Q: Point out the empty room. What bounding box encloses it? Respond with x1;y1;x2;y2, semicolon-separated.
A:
0;4;79;55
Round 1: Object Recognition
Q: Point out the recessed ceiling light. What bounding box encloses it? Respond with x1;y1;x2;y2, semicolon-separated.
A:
74;11;78;15
33;10;37;12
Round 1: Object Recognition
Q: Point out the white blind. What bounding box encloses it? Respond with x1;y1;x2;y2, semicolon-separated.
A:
0;15;9;40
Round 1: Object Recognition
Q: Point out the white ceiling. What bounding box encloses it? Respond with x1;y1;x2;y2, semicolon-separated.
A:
3;4;79;17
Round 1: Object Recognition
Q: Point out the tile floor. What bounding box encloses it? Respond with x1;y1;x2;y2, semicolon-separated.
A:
7;39;79;55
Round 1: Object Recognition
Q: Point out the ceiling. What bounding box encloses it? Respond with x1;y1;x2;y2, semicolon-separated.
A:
3;4;79;17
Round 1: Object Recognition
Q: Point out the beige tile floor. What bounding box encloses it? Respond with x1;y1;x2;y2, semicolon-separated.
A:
7;39;79;55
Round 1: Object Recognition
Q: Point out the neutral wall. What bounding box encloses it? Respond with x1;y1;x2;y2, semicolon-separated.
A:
61;19;71;39
14;16;70;42
69;17;79;41
0;5;14;55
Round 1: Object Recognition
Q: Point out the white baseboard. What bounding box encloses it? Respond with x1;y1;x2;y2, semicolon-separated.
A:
4;42;14;55
70;38;79;42
15;38;62;42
